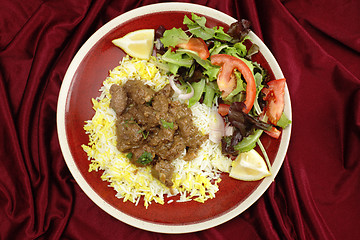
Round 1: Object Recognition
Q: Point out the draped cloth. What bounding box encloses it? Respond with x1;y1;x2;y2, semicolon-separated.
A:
1;0;359;239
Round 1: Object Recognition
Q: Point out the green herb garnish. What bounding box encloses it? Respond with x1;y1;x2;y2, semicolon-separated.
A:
137;129;149;139
160;119;174;129
137;151;153;165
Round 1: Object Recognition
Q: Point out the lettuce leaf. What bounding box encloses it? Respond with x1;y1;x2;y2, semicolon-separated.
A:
160;49;194;74
160;28;190;48
183;13;215;40
223;77;246;103
209;41;229;55
188;79;206;107
184;13;232;41
176;49;219;81
209;36;250;58
214;26;232;42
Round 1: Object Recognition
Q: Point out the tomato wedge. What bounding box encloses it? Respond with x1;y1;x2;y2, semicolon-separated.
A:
262;78;286;125
211;54;256;114
265;126;281;139
177;37;210;60
218;103;230;116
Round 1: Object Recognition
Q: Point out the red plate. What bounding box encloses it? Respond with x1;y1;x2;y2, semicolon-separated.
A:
57;3;292;233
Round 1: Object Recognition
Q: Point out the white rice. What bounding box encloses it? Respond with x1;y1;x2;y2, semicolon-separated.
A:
82;56;232;208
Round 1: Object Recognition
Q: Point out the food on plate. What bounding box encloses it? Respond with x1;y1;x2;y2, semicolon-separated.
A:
82;57;229;207
109;80;206;187
112;29;155;59
153;13;291;170
229;149;271;181
82;13;291;207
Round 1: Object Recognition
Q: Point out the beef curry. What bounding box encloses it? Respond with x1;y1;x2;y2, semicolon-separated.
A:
110;79;206;187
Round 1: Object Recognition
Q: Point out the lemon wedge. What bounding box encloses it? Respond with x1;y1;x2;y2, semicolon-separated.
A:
112;29;155;59
229;149;271;181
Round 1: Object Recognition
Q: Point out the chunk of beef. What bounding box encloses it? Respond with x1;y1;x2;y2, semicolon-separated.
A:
157;84;173;98
156;135;186;160
123;79;155;105
177;116;197;139
109;84;127;115
130;145;155;166
151;160;174;187
111;81;206;188
152;93;169;113
169;101;192;120
127;104;158;129
115;118;143;152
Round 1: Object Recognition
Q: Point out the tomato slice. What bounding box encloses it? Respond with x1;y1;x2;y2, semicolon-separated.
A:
211;54;256;114
265;126;281;139
262;78;286;125
177;37;210;60
218;103;230;116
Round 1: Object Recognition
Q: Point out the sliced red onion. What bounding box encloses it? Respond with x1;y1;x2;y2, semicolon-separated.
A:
209;130;224;144
168;75;183;95
178;82;194;100
169;76;194;100
154;39;162;50
209;110;225;143
224;122;234;136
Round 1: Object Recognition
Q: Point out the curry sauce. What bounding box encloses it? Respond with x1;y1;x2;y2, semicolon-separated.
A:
110;80;206;187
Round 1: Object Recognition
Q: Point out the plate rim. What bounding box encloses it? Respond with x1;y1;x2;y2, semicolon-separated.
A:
57;2;292;234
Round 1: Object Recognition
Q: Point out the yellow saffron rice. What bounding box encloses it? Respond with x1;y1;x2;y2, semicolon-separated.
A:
82;56;232;208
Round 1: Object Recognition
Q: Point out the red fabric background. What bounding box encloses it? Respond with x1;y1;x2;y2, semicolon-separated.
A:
1;0;359;239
